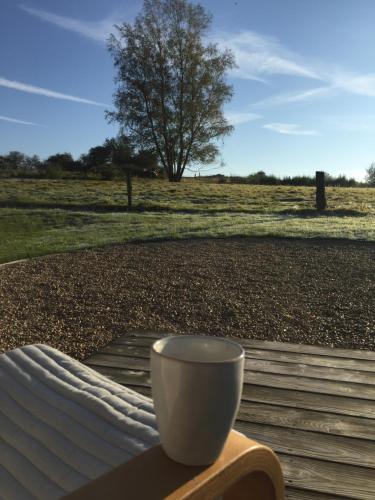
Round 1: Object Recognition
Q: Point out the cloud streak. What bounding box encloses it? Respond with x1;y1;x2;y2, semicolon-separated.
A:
253;72;375;109
20;7;320;82
225;111;261;125
0;77;106;106
19;6;375;109
213;30;320;82
20;5;122;42
216;30;375;106
221;29;375;100
253;86;334;108
332;72;375;97
0;114;43;126
263;123;318;136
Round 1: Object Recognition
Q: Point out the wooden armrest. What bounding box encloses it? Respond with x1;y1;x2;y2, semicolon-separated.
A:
64;430;284;500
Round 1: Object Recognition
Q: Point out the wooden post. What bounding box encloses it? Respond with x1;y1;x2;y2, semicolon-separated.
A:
126;171;132;209
316;171;327;211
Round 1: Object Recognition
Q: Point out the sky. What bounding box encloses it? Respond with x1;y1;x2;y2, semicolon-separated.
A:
1;0;375;180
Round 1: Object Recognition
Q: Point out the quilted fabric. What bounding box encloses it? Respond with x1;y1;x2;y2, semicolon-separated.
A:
0;344;159;499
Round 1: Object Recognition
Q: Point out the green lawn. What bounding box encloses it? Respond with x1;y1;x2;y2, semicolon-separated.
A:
1;177;375;213
0;178;374;263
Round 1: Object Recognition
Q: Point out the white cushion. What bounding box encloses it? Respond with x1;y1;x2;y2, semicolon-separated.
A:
0;344;159;499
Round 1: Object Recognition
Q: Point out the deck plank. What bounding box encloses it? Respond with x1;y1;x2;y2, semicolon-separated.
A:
114;332;375;361
245;348;375;372
234;421;375;468
285;488;350;500
241;339;375;362
86;365;375;419
280;454;375;500
102;344;375;384
84;333;375;500
237;401;375;441
84;364;375;442
86;353;375;399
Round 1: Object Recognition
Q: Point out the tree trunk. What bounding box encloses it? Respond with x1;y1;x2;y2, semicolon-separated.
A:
126;171;132;209
167;170;182;182
316;171;327;211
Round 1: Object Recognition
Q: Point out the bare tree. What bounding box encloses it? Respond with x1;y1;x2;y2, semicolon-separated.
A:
107;0;235;182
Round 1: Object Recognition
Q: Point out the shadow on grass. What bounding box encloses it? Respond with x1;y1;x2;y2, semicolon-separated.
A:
0;201;268;215
0;201;132;213
0;201;370;218
280;208;368;218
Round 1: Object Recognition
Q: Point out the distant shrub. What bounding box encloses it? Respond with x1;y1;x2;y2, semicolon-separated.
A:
217;176;227;184
43;164;64;179
213;171;362;187
100;165;123;180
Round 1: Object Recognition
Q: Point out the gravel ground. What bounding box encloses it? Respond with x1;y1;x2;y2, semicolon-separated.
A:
0;238;374;359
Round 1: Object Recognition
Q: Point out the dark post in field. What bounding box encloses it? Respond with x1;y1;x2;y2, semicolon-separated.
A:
316;171;327;211
126;171;132;209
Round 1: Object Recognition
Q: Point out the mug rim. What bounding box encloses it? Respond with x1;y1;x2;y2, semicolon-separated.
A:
151;335;245;365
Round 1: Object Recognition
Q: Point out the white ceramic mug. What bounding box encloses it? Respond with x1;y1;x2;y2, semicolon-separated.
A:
151;335;244;466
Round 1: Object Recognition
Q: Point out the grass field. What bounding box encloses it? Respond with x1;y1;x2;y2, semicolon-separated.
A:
1;178;374;263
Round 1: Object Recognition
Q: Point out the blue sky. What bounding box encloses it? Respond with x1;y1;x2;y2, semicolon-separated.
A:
1;0;375;180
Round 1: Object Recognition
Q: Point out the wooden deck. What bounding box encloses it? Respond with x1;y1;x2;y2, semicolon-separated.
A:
84;332;375;500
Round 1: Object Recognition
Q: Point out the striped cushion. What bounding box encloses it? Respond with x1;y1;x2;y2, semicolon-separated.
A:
0;344;159;500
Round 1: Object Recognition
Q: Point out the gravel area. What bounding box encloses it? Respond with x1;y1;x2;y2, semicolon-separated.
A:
0;238;374;359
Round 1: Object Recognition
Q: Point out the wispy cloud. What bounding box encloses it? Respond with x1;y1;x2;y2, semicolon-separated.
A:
331;72;375;97
213;30;320;82
0;77;105;106
0;114;43;126
225;111;261;125
253;86;334;108
19;6;375;107
222;29;375;99
263;123;318;136
214;30;375;106
20;5;123;42
253;73;375;109
22;7;319;82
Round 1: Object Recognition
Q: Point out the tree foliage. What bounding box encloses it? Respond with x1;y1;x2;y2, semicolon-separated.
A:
0;151;42;174
366;163;375;186
107;0;235;181
0;138;159;180
46;153;75;171
81;137;159;179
